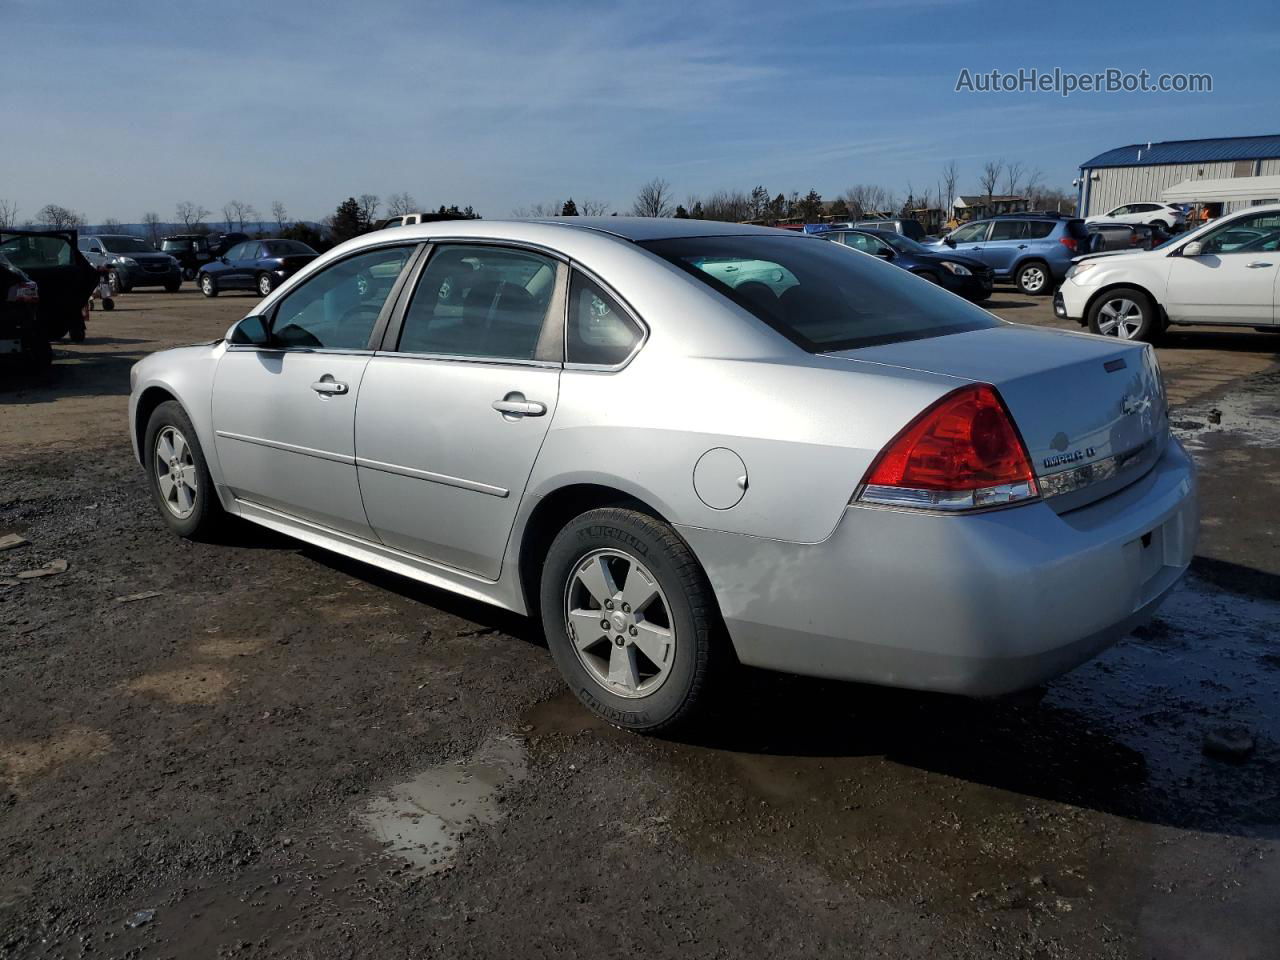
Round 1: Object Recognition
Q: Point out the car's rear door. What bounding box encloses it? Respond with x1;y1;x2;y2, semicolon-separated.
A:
354;242;567;579
211;243;420;536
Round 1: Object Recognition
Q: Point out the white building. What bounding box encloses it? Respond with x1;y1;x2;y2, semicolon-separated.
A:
1077;134;1280;216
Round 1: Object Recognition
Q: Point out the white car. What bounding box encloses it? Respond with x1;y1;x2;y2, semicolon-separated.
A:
1086;202;1185;232
1056;203;1280;340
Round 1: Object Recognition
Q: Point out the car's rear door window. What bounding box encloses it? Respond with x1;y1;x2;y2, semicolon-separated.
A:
397;245;561;361
989;220;1028;241
643;235;999;353
1024;221;1055;239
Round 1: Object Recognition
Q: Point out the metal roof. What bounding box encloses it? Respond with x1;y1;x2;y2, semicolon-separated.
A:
1080;134;1280;169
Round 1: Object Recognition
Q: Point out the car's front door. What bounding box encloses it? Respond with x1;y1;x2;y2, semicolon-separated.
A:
211;243;419;536
1164;210;1280;325
354;243;568;579
980;219;1029;273
945;220;990;260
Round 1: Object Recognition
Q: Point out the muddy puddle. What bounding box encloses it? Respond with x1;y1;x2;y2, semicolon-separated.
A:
1171;368;1280;453
358;736;528;873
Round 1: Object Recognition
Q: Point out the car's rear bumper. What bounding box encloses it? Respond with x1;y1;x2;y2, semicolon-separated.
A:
677;438;1197;696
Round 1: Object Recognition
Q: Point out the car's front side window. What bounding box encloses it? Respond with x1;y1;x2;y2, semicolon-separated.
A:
950;222;988;243
269;245;414;351
1200;213;1280;254
396;245;560;361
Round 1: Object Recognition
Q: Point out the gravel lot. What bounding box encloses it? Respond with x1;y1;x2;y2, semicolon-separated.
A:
2;285;1278;959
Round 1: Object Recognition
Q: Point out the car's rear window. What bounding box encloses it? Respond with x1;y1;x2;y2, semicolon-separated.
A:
0;233;73;268
642;235;1000;352
261;240;316;256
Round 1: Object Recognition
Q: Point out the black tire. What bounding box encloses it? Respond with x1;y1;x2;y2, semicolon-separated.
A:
164;281;181;293
1087;286;1160;343
182;267;197;281
102;298;115;312
199;274;218;298
143;400;226;540
108;270;130;294
257;273;275;296
1014;260;1052;296
540;507;723;734
68;316;86;342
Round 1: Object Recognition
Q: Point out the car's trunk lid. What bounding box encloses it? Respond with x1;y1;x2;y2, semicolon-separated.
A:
828;324;1168;512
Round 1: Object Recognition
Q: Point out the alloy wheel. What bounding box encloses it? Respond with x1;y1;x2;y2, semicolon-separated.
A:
258;275;273;296
201;275;213;295
1020;266;1046;292
1097;297;1143;339
154;426;198;519
564;549;676;699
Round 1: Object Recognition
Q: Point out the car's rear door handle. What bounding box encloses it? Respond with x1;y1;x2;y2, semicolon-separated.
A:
311;379;348;395
1246;261;1273;268
492;394;546;417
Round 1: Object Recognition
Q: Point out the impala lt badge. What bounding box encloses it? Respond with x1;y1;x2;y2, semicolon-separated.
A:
1043;447;1096;469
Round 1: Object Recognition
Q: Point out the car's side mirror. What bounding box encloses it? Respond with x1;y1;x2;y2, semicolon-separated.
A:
1181;241;1203;257
876;248;895;260
228;315;272;346
943;236;956;248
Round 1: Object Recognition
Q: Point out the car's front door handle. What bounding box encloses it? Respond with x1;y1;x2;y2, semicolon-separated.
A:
1017;244;1028;249
311;379;349;395
492;395;546;417
1246;261;1274;268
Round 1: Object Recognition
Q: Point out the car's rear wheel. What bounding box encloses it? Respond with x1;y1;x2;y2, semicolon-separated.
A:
257;273;275;296
199;274;218;298
182;267;197;281
144;401;225;540
1015;261;1051;295
108;270;130;294
1088;287;1159;342
540;507;722;733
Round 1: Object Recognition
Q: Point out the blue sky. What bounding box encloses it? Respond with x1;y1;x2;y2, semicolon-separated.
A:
2;0;1276;223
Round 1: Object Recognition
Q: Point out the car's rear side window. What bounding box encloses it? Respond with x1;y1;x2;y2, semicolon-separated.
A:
642;235;999;353
566;271;642;366
1025;221;1055;239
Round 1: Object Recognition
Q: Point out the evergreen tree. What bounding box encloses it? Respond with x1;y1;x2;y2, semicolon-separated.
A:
560;198;579;216
769;193;787;221
829;197;850;219
797;188;823;223
328;197;366;244
674;204;690;219
749;185;770;220
690;201;704;219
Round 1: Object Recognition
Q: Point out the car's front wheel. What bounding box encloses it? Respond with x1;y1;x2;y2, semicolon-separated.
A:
199;274;218;297
144;401;225;539
1088;287;1159;342
1015;260;1051;295
540;507;722;733
108;270;129;294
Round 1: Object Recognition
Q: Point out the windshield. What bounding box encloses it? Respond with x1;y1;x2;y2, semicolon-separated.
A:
642;235;1000;352
161;239;191;252
260;240;317;256
873;232;929;255
98;235;153;253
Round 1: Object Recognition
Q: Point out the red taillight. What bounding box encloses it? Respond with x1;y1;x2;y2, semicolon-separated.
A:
858;384;1038;511
1059;235;1077;252
7;281;38;303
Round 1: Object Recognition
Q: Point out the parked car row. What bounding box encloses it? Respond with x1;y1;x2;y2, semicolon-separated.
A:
821;228;993;302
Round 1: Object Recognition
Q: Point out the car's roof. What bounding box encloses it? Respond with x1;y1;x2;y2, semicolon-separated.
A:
522;216;797;242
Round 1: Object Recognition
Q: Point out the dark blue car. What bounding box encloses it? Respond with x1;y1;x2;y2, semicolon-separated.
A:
198;239;318;298
822;228;993;302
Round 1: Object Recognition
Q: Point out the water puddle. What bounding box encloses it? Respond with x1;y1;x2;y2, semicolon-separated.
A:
358;736;527;873
1171;370;1280;453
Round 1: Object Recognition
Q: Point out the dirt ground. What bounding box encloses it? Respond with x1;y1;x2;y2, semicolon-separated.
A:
2;285;1278;959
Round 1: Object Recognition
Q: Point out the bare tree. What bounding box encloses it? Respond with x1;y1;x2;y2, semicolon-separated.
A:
142;212;162;246
702;189;751;222
979;160;1003;204
385;192;416;217
175;201;210;230
941;160;959;217
0;199;18;229
631;178;674;218
271;200;289;230
1021;167;1045;202
1003;160;1026;197
222;200;257;232
36;204;85;229
358;194;380;225
101;217;125;233
512;201;562;218
579;199;610;216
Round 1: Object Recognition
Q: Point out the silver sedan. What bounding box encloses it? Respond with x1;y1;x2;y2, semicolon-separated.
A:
128;217;1198;732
